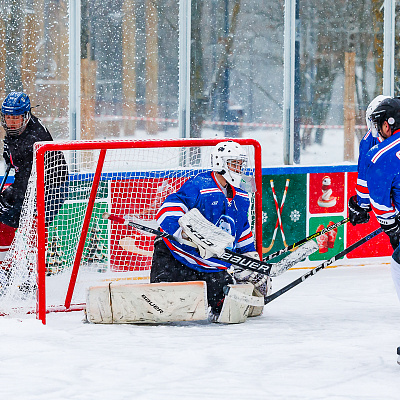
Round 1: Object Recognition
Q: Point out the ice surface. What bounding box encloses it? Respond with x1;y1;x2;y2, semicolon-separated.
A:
0;261;399;399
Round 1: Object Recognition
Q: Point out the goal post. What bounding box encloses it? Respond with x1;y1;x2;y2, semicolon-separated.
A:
6;138;262;324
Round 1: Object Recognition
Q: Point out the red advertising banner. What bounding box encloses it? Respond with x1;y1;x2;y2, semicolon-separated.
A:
346;172;391;258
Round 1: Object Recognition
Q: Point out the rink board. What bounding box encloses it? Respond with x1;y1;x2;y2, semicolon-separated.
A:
262;164;391;261
2;164;388;275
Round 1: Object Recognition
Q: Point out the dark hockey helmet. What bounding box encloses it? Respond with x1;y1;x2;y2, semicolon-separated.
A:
1;92;31;135
370;97;400;136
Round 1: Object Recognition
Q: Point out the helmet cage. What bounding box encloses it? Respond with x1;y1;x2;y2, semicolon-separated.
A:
210;141;251;189
221;155;248;188
370;98;400;137
366;95;391;137
1;92;31;135
0;111;31;136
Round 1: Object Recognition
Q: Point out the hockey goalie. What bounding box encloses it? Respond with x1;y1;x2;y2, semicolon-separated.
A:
87;141;270;325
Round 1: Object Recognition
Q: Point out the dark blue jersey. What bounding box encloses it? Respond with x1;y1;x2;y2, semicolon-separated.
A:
356;129;382;208
365;131;400;225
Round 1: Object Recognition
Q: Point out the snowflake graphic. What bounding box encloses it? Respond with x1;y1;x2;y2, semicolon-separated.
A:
290;209;301;222
262;211;268;224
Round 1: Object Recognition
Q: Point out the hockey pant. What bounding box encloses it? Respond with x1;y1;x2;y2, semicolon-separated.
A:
0;222;16;264
150;237;234;314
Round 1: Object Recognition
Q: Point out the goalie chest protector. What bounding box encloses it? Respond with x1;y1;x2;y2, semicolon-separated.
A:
156;171;256;272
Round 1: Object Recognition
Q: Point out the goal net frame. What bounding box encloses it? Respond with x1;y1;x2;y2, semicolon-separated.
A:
31;138;262;324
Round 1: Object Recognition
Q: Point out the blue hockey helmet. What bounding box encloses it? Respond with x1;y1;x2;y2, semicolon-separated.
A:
1;92;31;135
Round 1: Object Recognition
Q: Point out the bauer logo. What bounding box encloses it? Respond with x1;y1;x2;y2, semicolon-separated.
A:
141;294;163;313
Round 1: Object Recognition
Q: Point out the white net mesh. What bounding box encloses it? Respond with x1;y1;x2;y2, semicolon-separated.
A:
0;139;260;318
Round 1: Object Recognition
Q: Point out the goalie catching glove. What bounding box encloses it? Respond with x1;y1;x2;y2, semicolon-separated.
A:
178;208;234;259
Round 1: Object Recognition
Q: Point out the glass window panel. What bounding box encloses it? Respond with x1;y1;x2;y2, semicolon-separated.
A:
82;0;179;139
190;0;284;166
0;0;69;144
298;0;381;165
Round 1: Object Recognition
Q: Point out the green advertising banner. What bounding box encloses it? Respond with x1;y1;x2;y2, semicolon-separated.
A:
262;173;307;260
46;179;109;274
308;215;345;261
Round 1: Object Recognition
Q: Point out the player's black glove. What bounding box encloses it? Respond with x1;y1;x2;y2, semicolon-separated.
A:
380;218;400;250
0;196;11;215
348;195;371;226
3;144;12;169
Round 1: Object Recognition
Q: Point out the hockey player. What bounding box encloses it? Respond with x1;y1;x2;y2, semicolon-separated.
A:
348;95;391;226
0;92;69;264
150;140;269;322
363;97;400;365
361;98;400;299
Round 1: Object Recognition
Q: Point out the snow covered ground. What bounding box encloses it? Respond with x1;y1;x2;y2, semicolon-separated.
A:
1;261;399;400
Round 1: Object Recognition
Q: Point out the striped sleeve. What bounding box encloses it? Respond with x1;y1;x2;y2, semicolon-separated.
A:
156;201;188;225
370;197;397;224
235;225;256;253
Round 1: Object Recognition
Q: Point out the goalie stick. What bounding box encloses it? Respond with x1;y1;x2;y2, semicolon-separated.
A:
263;217;350;262
264;227;383;304
102;212;317;277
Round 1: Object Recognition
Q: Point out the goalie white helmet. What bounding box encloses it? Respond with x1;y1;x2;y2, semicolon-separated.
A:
366;95;391;137
210;141;248;189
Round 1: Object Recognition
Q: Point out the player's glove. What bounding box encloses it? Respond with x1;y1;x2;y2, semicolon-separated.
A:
3;144;12;169
348;195;371;226
380;218;400;250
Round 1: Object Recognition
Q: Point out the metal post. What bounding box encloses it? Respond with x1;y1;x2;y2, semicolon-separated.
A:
383;0;395;96
178;0;191;138
69;0;81;141
222;0;230;136
293;0;300;164
283;0;295;165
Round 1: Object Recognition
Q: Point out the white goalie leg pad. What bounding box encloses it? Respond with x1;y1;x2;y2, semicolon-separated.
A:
248;289;266;317
86;281;208;324
217;283;254;324
178;208;234;258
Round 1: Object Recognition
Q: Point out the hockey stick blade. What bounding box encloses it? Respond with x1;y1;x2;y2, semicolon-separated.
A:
102;212;276;275
268;240;319;277
263;217;349;261
264;227;383;304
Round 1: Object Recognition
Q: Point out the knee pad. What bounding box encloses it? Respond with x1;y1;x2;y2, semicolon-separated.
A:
0;223;16;261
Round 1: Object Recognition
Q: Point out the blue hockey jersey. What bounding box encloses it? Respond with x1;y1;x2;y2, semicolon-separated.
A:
356;129;382;208
155;171;256;273
365;132;400;225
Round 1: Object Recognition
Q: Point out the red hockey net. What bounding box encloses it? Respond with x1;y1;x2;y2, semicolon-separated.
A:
0;138;262;323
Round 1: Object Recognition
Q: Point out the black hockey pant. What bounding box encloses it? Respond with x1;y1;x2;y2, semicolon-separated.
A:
150;238;233;314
